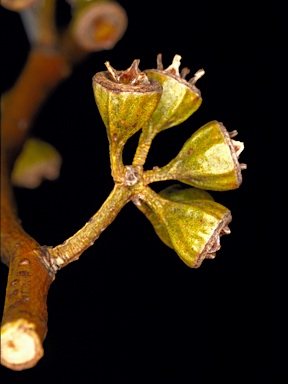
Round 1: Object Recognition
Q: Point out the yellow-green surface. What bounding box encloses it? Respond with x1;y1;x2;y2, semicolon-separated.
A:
160;121;241;191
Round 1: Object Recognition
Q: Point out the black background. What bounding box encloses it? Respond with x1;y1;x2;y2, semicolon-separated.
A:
0;1;285;382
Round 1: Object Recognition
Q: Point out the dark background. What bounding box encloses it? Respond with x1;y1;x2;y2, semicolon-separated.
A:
0;1;285;382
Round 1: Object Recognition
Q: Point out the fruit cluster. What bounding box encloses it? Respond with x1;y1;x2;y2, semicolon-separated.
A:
92;54;246;268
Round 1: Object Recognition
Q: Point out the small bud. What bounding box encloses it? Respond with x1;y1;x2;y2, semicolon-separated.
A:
93;60;162;145
153;120;245;191
11;138;62;189
68;0;128;52
143;54;203;135
139;187;232;268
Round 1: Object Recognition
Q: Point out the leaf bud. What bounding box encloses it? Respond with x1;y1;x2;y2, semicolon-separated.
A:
153;120;246;191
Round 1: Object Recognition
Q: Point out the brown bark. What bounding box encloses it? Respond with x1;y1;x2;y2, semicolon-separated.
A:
1;1;129;370
1;48;70;169
0;47;71;370
0;246;54;370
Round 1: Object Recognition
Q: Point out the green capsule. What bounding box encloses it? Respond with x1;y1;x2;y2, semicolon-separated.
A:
93;60;162;145
93;60;162;179
139;187;232;268
132;54;203;167
143;54;203;135
135;185;214;249
152;120;246;191
159;184;214;203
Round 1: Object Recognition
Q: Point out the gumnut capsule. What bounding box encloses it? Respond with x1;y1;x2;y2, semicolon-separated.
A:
93;60;162;178
152;120;246;191
132;54;204;167
159;184;214;203
93;60;162;147
143;54;204;135
138;186;232;268
134;184;215;250
68;0;128;51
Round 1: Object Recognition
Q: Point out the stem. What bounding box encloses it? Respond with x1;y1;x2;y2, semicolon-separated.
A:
36;0;57;47
0;44;86;371
110;141;125;182
132;126;156;168
0;246;54;371
47;183;131;268
143;163;175;185
0;47;67;368
0;47;71;266
1;48;70;170
1;160;54;370
137;185;162;209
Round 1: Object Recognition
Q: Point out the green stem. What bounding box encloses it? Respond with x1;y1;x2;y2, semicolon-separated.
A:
47;183;131;268
132;126;156;168
110;141;125;182
143;163;176;185
138;186;163;209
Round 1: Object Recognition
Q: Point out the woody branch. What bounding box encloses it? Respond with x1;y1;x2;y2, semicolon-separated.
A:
1;0;127;370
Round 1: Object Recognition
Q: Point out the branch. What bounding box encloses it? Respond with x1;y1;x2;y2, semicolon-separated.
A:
0;47;73;371
1;1;128;370
0;49;81;367
47;183;132;269
0;245;54;370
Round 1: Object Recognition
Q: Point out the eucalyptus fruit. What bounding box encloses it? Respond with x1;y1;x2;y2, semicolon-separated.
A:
143;54;203;135
93;60;162;145
133;54;204;167
135;185;215;251
93;59;162;179
138;186;231;268
149;120;246;191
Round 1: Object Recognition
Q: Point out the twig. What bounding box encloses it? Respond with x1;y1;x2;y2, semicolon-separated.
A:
1;1;127;369
47;183;132;269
